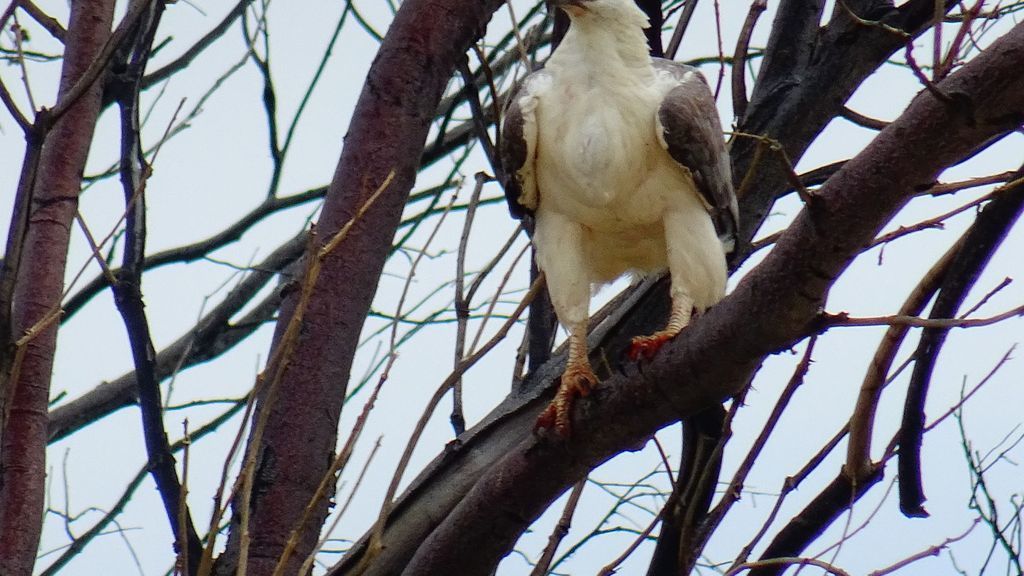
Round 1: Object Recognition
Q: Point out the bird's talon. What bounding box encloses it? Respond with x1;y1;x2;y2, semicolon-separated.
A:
534;403;558;434
629;332;673;361
535;365;598;437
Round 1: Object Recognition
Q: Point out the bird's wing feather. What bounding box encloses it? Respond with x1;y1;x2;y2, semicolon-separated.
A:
499;70;551;218
652;59;739;250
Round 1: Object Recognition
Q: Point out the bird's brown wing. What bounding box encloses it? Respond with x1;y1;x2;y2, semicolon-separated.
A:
499;70;551;219
653;59;739;250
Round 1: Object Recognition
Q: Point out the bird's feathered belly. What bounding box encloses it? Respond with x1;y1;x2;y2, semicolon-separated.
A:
534;89;712;283
535;87;700;224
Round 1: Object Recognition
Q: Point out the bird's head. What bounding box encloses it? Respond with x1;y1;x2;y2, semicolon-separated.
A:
546;0;650;30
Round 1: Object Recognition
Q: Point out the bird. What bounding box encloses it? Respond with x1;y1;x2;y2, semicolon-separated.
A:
499;0;738;436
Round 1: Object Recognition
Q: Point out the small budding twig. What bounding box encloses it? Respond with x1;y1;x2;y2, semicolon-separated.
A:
822;303;1024;330
731;131;816;205
359;277;543;572
726;556;851;576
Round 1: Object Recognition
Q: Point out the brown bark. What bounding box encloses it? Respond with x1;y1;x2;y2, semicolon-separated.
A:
214;1;510;574
0;2;116;574
331;3;964;573
398;21;1024;575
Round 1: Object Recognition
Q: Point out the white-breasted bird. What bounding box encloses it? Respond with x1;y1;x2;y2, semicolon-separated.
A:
500;0;737;435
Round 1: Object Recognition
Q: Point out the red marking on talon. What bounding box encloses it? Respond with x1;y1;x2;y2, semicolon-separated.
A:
535;404;558;433
629;333;672;361
534;366;597;438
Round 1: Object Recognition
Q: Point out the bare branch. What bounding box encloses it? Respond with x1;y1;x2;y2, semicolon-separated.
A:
731;0;766;121
529;480;586;576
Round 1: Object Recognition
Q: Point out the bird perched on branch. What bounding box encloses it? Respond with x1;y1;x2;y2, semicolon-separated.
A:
500;0;737;436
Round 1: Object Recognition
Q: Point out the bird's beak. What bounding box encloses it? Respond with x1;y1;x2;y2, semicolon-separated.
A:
546;0;587;13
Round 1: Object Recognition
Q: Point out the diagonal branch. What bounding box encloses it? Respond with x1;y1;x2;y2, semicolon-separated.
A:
107;2;202;571
330;10;1024;575
212;1;521;574
898;167;1024;516
391;21;1024;576
48;232;303;443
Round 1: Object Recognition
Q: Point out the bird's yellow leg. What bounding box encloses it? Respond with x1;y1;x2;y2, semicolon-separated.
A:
536;324;597;437
628;292;694;361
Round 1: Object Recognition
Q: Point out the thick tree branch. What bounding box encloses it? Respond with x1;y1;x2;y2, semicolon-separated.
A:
213;1;516;575
331;10;1024;574
898;168;1024;516
732;0;957;258
394;22;1024;575
0;3;116;574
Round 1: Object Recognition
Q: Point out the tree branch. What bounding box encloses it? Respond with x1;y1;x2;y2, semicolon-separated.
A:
392;21;1024;575
48;232;301;442
0;3;116;574
898;166;1024;516
107;2;202;570
214;1;519;574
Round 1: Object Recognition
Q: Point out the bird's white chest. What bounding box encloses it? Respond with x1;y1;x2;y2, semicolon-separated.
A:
538;81;657;201
533;69;687;233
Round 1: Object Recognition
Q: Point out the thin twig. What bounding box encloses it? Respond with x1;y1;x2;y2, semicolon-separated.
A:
726;556;851;576
904;42;954;103
42;0;161;127
234;171;395;576
360;277;543;571
529;479;586;576
731;0;766;121
665;0;699;60
839;106;889;130
702;337;817;541
595;509;664;576
731;131;815;205
270;362;391;576
505;0;532;69
11;15;38;113
959;277;1013;319
867;518;980;576
299;437;384;575
0;67;32;132
921;346;1016;436
39;399;247;575
870;190;999;248
177;420;192;576
712;0;725;98
452;175;486;435
823;303;1024;330
845;236;962;480
18;1;66;41
468;242;531;355
924;172;1020;197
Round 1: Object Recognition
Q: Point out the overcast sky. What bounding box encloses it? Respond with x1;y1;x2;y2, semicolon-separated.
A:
1;1;1022;575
